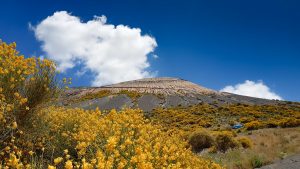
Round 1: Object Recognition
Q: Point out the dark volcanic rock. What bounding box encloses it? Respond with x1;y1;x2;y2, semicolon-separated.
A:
182;96;202;106
105;94;133;110
137;94;163;112
164;95;188;107
70;94;133;111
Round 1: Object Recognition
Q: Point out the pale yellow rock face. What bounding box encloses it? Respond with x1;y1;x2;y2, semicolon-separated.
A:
78;77;217;96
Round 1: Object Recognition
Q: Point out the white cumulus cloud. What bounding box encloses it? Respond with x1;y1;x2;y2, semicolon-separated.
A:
32;11;157;86
152;54;159;59
220;80;282;100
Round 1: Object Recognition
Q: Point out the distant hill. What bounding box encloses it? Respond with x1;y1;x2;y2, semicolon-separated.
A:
61;77;298;111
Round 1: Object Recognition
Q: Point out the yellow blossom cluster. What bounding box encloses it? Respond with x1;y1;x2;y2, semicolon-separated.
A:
0;40;58;168
31;107;222;169
0;40;56;125
0;41;35;124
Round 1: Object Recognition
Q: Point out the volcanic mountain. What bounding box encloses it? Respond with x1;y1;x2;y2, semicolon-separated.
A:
62;77;291;111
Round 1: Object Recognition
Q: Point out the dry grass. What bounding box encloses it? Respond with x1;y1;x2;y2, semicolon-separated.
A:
202;127;300;169
248;127;300;161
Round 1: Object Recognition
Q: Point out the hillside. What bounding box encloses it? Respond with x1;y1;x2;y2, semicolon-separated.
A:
59;77;300;169
62;77;292;112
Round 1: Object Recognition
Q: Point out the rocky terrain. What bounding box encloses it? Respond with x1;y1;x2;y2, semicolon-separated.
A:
258;154;300;169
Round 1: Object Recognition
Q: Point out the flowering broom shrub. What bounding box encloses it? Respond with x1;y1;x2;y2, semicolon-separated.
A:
0;40;223;168
0;40;58;168
0;40;57;143
1;106;223;168
244;121;265;130
26;107;222;169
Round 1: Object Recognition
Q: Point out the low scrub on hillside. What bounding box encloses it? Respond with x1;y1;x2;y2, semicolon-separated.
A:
68;90;143;105
151;103;300;134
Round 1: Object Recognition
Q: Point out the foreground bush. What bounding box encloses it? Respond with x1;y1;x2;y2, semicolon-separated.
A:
38;107;223;168
0;40;57;147
0;107;222;169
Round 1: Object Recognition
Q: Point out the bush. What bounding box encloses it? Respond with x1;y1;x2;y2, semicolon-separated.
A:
77;90;111;102
266;120;279;128
21;58;58;110
118;90;142;100
214;131;239;152
237;137;252;149
27;107;222;168
279;118;300;128
188;129;214;152
0;41;57;142
245;120;265;130
240;117;254;123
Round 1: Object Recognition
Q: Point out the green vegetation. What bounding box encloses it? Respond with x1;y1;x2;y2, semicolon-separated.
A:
73;89;112;102
188;129;248;153
188;129;214;152
214;131;239;153
71;89;144;104
237;137;252;149
117;90;142;101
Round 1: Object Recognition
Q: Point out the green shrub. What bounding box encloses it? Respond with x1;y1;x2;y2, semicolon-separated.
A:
78;90;111;102
266;120;279;128
237;137;252;149
118;90;141;100
214;131;239;152
188;129;214;152
250;155;265;168
279;118;300;128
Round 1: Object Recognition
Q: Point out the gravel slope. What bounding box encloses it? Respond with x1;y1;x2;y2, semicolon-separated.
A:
258;154;300;169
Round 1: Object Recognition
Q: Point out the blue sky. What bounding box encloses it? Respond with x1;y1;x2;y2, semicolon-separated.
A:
0;0;299;101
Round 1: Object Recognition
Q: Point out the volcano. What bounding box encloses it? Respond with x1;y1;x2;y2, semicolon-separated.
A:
62;77;292;111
